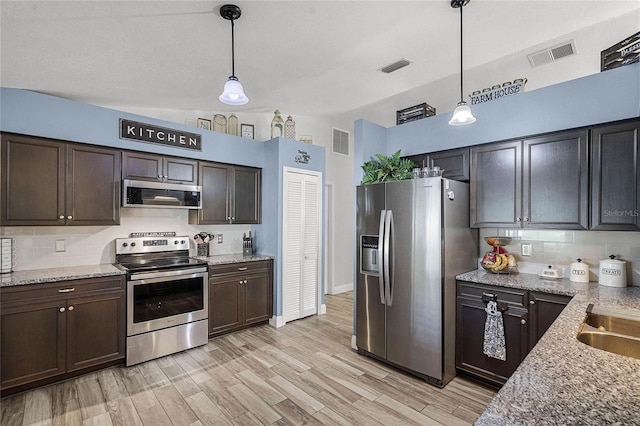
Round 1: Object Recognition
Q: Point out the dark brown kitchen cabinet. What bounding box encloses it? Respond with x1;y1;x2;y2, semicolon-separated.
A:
189;162;261;225
208;260;273;337
404;147;470;181
122;151;198;184
456;281;529;386
528;291;571;350
0;276;125;395
590;120;640;231
456;281;572;387
471;129;588;229
1;133;121;226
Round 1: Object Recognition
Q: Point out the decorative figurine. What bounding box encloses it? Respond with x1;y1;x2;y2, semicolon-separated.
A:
271;110;284;138
284;115;296;140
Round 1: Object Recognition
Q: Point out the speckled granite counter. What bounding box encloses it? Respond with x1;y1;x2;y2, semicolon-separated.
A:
195;253;273;266
456;270;640;425
0;264;125;287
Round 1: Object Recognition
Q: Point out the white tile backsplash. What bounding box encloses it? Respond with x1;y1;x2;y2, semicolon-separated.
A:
0;208;252;271
479;229;640;286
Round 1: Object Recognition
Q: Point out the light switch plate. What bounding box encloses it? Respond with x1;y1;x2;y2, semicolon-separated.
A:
55;239;66;252
217;234;223;244
521;243;532;256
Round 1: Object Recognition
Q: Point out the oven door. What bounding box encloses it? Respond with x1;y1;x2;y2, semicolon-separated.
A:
127;267;208;336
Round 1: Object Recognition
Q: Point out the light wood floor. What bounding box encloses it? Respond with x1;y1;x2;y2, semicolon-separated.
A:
1;292;496;425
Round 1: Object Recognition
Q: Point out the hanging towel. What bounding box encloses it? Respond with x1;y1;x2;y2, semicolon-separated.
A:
483;301;507;361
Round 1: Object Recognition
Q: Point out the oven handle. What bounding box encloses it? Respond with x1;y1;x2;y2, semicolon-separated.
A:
128;266;208;281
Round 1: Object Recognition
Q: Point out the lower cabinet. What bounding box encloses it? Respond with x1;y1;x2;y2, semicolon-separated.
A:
456;281;570;386
0;276;125;395
209;260;273;337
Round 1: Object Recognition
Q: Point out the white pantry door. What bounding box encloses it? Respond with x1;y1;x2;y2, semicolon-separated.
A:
282;167;322;323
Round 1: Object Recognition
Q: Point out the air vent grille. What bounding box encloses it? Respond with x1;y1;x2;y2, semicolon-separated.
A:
527;40;576;67
379;58;413;74
332;128;349;156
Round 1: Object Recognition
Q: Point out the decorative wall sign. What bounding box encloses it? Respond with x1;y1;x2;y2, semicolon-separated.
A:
396;103;436;125
197;118;212;130
228;113;239;136
601;31;640;71
470;80;526;105
241;123;254;139
213;114;227;133
119;119;202;151
295;149;310;164
299;135;313;144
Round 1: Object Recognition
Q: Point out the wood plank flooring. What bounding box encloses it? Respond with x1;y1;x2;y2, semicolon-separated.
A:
0;292;496;425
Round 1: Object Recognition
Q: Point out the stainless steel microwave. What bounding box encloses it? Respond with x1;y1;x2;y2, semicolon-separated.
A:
122;179;202;209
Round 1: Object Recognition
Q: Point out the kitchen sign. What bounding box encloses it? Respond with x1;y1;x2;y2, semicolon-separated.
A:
470;80;526;105
120;119;202;151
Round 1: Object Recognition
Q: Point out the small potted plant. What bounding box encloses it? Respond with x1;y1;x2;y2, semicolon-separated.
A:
361;150;416;184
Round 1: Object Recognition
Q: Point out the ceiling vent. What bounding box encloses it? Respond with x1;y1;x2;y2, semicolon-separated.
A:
527;40;576;67
378;58;413;74
332;128;349;156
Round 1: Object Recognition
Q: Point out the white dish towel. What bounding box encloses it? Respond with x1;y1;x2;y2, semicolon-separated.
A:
483;301;506;361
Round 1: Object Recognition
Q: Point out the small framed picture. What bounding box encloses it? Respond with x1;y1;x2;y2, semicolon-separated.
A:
197;118;212;130
241;123;254;139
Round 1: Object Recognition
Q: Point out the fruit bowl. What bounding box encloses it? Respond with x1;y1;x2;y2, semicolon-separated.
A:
481;250;518;274
484;237;512;247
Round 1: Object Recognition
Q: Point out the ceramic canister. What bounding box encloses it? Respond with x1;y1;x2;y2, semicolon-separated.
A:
569;258;590;283
598;255;627;287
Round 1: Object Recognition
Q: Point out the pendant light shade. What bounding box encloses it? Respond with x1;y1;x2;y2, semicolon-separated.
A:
449;0;475;126
219;4;248;105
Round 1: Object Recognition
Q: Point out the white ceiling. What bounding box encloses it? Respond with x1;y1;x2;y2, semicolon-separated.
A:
1;1;639;120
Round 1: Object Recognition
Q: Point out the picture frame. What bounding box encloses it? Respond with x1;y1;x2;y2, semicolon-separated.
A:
197;118;212;130
241;123;254;139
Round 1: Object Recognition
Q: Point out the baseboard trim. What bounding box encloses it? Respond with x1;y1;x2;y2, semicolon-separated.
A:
331;282;353;295
269;315;285;328
351;335;357;350
319;303;326;315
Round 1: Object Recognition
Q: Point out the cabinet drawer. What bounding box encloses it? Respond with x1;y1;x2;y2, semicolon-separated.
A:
1;276;125;305
457;281;527;309
209;260;271;277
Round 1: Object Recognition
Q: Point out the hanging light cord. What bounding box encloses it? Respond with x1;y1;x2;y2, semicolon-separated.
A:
458;4;464;102
230;17;236;77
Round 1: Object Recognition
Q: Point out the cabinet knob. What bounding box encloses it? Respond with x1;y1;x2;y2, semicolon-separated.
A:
529;300;535;305
59;215;65;219
516;217;522;222
239;280;244;284
67;215;73;220
68;306;74;311
521;319;527;325
523;217;530;222
59;307;66;313
244;280;248;284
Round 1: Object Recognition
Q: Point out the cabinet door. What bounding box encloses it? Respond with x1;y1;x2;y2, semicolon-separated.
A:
190;162;230;225
528;292;571;350
1;134;66;226
591;121;640;231
122;151;163;181
456;297;529;386
1;299;66;389
243;273;272;325
429;147;470;181
232;166;261;224
66;288;125;372
470;141;522;228
67;144;121;225
164;157;198;184
209;277;242;336
523;130;588;229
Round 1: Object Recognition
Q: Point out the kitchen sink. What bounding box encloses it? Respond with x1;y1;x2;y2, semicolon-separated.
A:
576;304;640;360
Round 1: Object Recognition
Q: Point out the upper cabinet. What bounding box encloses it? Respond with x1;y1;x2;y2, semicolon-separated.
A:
122;151;198;184
405;147;470;181
471;130;588;229
1;134;121;226
590;121;640;231
189;162;261;225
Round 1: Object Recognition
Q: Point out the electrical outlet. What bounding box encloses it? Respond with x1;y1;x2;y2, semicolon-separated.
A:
55;239;66;252
217;234;223;244
521;243;532;256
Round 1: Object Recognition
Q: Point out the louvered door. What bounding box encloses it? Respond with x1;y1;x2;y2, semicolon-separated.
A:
282;168;322;323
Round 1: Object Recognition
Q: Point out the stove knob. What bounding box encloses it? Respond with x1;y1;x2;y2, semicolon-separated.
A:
174;240;179;245
131;242;136;247
181;240;186;244
122;242;128;247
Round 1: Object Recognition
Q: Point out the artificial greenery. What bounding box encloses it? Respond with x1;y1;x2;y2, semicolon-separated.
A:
360;150;416;184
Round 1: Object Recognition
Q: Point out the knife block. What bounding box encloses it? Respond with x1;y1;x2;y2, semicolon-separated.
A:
197;243;209;257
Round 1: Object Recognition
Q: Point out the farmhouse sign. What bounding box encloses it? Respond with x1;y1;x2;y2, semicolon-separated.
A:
470;80;526;106
120;119;202;151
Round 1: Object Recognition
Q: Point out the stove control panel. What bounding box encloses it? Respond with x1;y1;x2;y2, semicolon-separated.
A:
116;236;190;254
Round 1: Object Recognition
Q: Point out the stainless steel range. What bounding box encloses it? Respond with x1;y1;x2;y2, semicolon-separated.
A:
115;233;209;366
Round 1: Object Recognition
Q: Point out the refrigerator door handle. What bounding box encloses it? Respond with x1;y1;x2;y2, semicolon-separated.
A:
384;209;394;306
377;209;386;305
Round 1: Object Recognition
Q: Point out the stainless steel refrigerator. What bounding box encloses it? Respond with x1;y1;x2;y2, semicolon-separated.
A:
356;177;477;387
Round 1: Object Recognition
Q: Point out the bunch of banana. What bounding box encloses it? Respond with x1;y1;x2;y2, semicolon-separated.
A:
482;253;517;273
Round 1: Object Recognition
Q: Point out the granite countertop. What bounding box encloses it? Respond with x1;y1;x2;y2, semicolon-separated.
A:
0;264;126;288
195;253;274;266
457;270;640;425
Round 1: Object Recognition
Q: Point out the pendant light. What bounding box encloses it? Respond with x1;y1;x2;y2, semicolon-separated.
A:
219;4;248;105
449;0;476;126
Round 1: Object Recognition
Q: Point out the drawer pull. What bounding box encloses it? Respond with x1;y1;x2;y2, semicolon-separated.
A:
59;307;65;313
481;292;497;303
237;267;248;271
58;288;75;293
